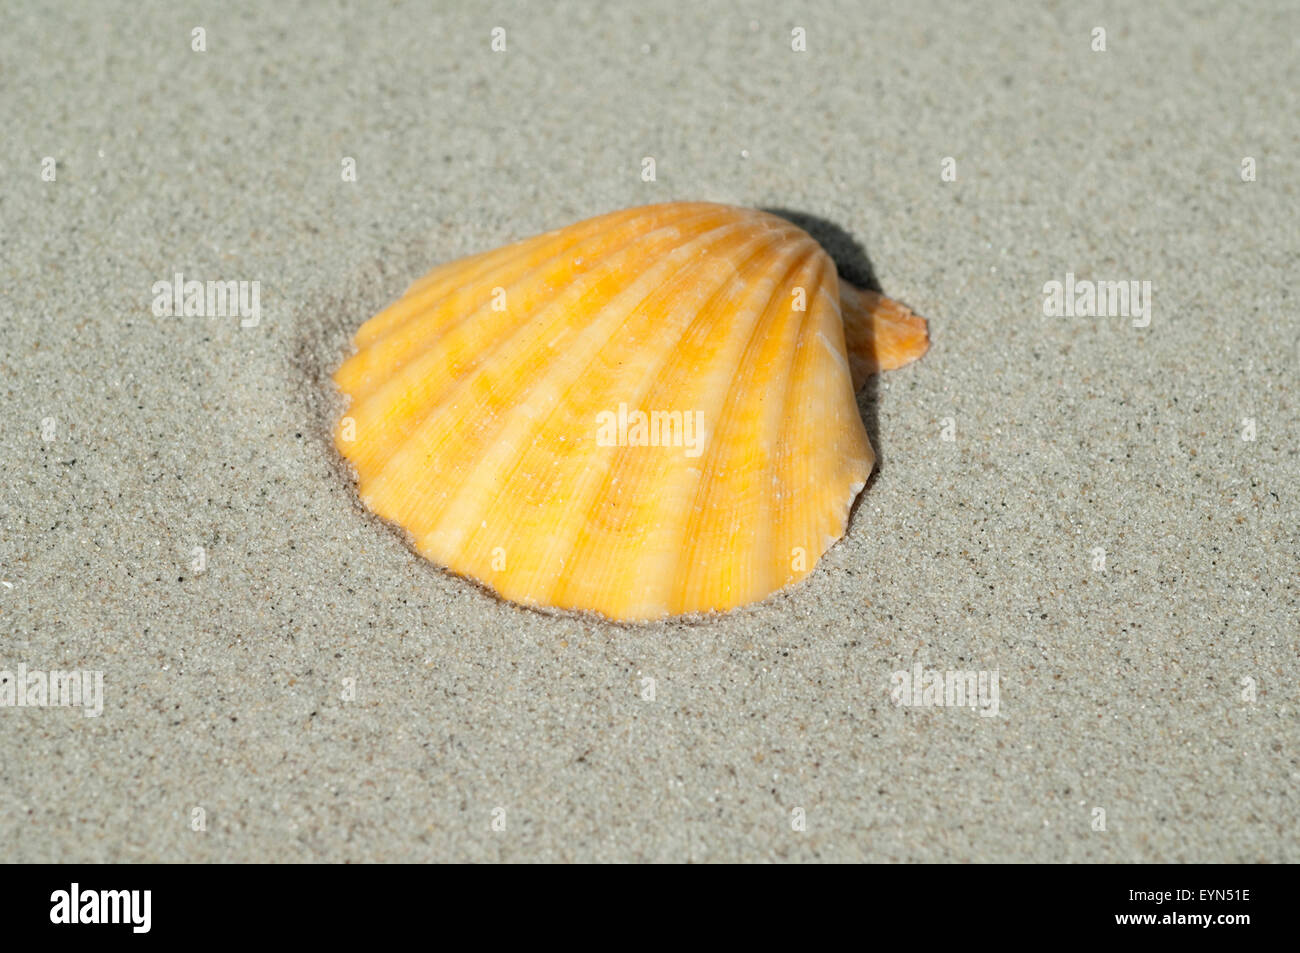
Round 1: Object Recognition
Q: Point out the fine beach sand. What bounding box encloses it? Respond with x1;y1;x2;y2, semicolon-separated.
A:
2;0;1297;862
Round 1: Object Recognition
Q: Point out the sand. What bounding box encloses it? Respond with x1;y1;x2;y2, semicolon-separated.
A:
1;0;1296;862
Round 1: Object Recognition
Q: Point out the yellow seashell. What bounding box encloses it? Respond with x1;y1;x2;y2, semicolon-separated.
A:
333;202;928;621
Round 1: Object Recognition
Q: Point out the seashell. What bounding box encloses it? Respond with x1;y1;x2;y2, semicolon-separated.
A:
334;202;928;621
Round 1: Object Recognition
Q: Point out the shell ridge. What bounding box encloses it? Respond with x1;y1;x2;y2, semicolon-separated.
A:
523;220;810;610
357;204;720;347
550;222;815;617
540;222;816;616
343;204;719;403
704;251;829;609
343;206;734;478
774;259;838;589
369;213;754;555
668;240;823;613
765;255;834;594
355;236;549;348
359;203;715;350
409;216;767;571
778;267;874;586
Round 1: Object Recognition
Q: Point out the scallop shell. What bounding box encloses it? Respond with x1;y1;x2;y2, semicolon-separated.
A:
334;202;927;621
